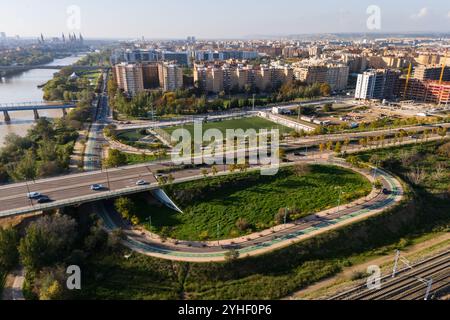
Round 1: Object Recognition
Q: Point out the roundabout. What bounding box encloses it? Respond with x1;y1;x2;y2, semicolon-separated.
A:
97;159;405;262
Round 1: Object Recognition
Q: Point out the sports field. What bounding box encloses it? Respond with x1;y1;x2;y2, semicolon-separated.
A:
162;116;292;136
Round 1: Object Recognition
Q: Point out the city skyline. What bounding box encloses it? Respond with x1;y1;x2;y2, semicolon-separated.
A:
1;0;450;39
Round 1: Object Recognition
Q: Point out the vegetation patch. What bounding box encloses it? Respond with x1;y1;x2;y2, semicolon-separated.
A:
123;165;372;241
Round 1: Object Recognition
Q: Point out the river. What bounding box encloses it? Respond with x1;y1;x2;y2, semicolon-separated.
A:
0;55;84;145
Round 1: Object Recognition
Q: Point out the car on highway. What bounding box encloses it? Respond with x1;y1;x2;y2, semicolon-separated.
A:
294;152;306;157
37;196;52;204
382;188;391;195
27;192;41;199
136;180;148;186
90;184;105;191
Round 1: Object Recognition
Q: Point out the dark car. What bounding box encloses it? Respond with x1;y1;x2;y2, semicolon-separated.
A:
382;188;391;195
294;152;305;157
37;196;52;204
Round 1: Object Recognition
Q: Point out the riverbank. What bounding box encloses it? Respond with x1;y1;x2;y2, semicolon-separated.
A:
0;55;85;145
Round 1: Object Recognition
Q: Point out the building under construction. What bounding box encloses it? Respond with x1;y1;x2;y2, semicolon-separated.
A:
399;78;450;105
398;64;450;105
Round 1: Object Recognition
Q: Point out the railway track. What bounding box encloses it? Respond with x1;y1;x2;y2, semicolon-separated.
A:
332;251;450;300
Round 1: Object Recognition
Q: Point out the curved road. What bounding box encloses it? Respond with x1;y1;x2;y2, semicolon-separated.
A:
97;160;404;262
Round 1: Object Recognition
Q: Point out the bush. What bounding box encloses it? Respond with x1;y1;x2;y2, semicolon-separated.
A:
19;215;77;271
236;218;250;232
0;227;19;271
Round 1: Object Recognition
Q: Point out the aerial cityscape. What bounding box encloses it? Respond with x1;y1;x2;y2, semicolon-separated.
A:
0;0;449;310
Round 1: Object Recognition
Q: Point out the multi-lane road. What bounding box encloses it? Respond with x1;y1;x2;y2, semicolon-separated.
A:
0;125;446;218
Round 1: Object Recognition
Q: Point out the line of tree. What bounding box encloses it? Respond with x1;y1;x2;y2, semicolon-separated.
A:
107;78;331;118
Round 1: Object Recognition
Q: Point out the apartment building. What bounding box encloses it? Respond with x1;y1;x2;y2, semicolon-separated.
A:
193;63;293;93
355;69;401;100
113;63;144;95
158;62;184;92
326;65;349;91
113;62;184;94
194;50;258;61
294;66;328;84
414;65;450;82
142;63;160;89
416;54;442;66
308;46;322;58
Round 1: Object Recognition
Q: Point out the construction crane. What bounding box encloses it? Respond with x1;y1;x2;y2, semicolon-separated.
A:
403;63;413;99
438;64;446;105
439;63;446;85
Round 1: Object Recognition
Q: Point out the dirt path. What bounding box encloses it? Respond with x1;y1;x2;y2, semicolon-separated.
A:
288;232;450;300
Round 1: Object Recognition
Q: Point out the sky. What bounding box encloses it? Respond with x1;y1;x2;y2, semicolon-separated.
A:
0;0;449;39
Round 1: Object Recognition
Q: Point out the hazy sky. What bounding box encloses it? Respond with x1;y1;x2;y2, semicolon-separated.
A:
0;0;449;39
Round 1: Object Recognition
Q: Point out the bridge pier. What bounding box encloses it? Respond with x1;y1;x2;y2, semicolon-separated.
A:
3;110;11;123
33;109;40;120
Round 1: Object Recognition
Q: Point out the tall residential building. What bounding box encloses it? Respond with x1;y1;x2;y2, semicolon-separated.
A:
355;69;401;100
162;51;190;66
142;63;160;89
113;63;144;95
194;50;258;61
416;54;442;66
294;66;328;84
193;63;293;93
158;62;184;92
326;65;349;91
110;49;160;65
414;65;450;82
308;46;322;58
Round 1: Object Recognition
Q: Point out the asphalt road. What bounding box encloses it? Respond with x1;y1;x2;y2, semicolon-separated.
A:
0;131;445;218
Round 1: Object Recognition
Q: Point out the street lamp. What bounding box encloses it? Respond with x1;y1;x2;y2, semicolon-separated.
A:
146;216;152;238
284;207;289;225
104;165;111;190
217;223;220;246
25;181;33;207
336;187;344;214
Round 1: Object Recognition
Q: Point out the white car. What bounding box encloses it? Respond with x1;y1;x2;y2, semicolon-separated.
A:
90;184;104;191
136;180;148;186
27;192;41;199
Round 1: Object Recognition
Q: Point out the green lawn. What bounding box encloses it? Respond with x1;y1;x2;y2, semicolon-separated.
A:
124;153;165;165
162;116;293;137
117;130;145;142
132;165;372;241
116;130;168;151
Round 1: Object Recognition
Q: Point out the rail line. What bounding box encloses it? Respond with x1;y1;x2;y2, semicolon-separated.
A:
332;250;450;300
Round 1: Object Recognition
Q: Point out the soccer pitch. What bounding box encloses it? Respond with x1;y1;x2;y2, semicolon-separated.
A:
162;116;292;136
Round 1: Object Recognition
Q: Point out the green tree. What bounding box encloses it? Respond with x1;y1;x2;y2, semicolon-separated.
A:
104;149;127;168
19;215;77;271
0;227;19;271
114;197;136;221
